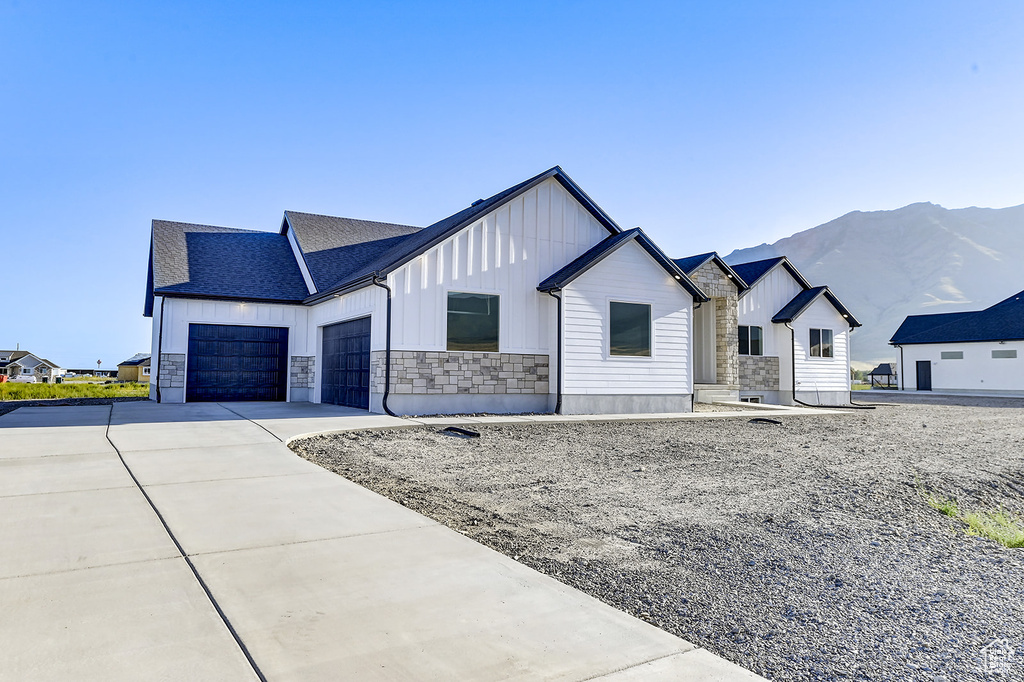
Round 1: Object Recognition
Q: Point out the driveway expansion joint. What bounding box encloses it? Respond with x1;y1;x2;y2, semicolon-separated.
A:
103;405;268;682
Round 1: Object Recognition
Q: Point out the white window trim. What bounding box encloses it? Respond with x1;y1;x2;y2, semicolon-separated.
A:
142;366;151;376
21;367;33;375
809;328;835;359
606;298;654;360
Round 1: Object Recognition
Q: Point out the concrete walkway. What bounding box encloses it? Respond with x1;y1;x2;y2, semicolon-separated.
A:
0;401;770;681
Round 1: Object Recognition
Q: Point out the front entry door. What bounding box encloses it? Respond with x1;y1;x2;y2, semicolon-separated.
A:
693;298;716;384
916;360;932;391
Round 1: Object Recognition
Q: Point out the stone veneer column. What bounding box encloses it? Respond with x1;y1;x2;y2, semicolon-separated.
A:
158;353;185;389
690;261;740;386
715;294;739;385
290;356;315;389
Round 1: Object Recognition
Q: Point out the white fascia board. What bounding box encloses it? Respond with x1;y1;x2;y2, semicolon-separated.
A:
284;218;317;295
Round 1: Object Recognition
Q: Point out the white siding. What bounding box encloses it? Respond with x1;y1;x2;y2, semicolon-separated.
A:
792;297;850;392
387;178;610;353
562;241;692;395
901;340;1024;392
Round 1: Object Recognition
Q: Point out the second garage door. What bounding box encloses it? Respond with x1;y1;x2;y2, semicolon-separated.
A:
322;317;371;409
186;324;289;402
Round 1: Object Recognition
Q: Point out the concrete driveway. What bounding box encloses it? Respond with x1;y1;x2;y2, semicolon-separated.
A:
0;401;764;681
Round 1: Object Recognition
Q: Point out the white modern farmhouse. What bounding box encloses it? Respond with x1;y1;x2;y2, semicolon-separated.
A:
144;167;860;413
146;167;709;414
890;288;1024;395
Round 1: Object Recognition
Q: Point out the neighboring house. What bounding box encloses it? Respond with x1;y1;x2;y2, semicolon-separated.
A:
672;252;749;402
0;351;65;383
145;167;707;414
117;353;152;382
867;363;897;388
890;288;1024;394
727;257;861;406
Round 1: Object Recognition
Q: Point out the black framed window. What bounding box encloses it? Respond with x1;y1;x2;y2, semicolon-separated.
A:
810;328;833;358
739;325;763;356
609;302;651;357
447;292;499;351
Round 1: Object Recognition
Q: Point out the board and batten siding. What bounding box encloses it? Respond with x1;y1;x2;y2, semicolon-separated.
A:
737;264;803;359
562;240;692;395
792;296;850;392
387;178;610;354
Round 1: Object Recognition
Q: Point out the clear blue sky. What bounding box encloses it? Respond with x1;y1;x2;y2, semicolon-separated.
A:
3;1;1023;368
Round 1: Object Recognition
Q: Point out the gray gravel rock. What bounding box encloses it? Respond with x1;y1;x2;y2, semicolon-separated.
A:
292;402;1024;681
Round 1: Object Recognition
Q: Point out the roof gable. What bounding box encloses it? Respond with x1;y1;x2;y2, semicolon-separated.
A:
283;212;421;292
673;252;748;293
306;167;624;302
772;286;861;327
537;229;708;301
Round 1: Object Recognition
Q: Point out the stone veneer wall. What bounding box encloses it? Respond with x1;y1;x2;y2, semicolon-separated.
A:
372;351;549;395
158;353;185;389
739;355;780;391
690;261;739;386
290;356;315;389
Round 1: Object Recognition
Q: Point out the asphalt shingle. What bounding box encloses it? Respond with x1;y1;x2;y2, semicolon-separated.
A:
150;220;310;304
890;290;1024;344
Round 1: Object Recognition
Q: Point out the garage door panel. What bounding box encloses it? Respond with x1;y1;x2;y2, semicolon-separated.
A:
186;324;289;402
322;317;371;409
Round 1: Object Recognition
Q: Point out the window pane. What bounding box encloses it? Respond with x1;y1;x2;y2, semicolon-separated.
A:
447;292;499;351
738;326;750;355
750;326;763;356
940;351;963;360
992;349;1017;359
821;329;833;358
610;302;651;357
810;329;821;357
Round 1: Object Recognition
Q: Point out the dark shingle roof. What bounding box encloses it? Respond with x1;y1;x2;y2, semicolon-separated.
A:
147;220;310;314
537;229;708;301
772;286;861;327
890;289;1024;345
284;211;421;291
673;252;716;274
306;166;623;301
672;252;748;292
869;363;896;375
731;257;811;290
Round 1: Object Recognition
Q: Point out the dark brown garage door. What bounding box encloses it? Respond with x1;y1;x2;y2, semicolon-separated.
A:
186;324;289;402
321;317;371;409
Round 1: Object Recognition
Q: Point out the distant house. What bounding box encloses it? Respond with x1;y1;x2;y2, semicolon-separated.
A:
0;351;65;383
867;363;897;388
117;353;152;382
890;288;1024;394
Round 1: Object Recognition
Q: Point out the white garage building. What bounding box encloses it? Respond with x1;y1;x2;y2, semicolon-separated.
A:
890;289;1024;395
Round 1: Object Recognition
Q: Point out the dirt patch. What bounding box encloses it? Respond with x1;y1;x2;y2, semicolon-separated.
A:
292;404;1024;681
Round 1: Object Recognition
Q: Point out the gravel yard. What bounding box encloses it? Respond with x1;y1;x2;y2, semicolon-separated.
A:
292;401;1024;681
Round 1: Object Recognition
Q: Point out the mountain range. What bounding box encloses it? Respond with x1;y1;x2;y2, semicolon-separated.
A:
723;202;1024;368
